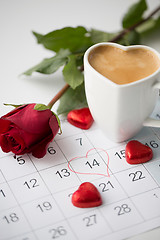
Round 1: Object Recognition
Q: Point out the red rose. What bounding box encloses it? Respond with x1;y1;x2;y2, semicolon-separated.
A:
0;104;59;158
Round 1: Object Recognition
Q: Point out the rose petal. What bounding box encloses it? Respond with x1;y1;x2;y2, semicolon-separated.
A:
0;119;11;133
31;115;59;158
5;104;53;134
0;135;11;153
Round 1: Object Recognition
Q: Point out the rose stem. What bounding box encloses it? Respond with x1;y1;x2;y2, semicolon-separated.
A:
111;5;160;42
47;5;160;109
47;83;70;109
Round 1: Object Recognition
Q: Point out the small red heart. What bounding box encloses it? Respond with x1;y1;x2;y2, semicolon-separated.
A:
71;182;102;208
67;108;94;130
125;140;153;164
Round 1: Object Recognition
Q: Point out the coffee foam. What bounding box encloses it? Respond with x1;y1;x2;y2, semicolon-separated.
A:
89;46;160;85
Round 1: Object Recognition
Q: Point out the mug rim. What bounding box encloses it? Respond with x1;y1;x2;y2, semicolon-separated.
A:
84;42;160;88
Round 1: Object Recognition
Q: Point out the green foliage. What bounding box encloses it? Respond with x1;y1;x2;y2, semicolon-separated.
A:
33;26;92;53
119;30;141;45
136;16;160;36
63;55;84;89
122;0;147;28
34;104;50;111
57;83;88;115
90;29;117;44
23;49;70;75
4;103;24;108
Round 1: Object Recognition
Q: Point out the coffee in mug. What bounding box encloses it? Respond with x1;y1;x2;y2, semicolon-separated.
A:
88;45;160;85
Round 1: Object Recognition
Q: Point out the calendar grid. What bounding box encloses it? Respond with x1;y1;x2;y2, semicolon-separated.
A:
28;154;79;240
1;100;160;240
0;166;39;240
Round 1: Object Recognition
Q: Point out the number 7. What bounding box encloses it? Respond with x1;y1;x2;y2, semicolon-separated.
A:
76;138;83;146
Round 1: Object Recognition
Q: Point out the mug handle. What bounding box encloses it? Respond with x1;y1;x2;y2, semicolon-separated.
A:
143;81;160;127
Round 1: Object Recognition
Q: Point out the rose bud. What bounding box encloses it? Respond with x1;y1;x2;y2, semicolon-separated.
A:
0;103;60;158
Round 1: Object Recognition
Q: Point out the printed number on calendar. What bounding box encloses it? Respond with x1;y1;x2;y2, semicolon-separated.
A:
99;181;114;192
83;214;97;227
3;213;19;224
129;171;145;182
56;169;71;178
114;204;131;216
49;226;67;239
115;150;125;159
37;201;52;212
145;140;159;148
85;159;100;169
76;138;83;146
48;147;56;155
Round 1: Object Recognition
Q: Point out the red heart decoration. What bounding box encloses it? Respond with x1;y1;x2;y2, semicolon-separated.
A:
72;182;102;208
125;140;153;164
67;108;94;130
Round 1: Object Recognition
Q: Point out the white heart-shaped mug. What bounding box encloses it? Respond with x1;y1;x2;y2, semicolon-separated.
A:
84;42;160;142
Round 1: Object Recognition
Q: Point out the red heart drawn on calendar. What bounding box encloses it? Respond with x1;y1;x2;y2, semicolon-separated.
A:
68;148;110;177
71;182;102;208
125;140;153;164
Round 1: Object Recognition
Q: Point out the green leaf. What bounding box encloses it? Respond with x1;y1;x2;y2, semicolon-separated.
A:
4;103;24;108
62;55;84;89
57;83;88;115
34;104;50;111
136;16;160;37
32;26;92;53
90;29;117;43
23;49;70;76
122;0;147;29
119;30;141;45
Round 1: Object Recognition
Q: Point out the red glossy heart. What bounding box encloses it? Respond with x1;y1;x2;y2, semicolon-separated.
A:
125;140;153;164
67;108;94;130
72;182;102;208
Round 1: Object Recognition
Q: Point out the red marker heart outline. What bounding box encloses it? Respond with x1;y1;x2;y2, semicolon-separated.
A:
68;148;110;177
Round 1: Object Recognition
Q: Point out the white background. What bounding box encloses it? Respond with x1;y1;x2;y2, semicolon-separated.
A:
0;0;160;239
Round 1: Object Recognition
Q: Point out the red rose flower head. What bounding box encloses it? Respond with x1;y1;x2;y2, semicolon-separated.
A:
0;104;60;158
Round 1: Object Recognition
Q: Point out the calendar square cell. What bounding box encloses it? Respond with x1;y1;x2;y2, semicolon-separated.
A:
91;175;126;205
31;141;67;171
131;188;160;220
100;198;143;231
85;128;122;150
0;206;30;240
22;195;64;229
69;151;110;182
0;154;36;181
115;165;158;197
68;209;111;240
144;159;160;185
0;182;17;212
9;173;50;204
56;133;93;159
105;145;135;174
40;162;80;193
54;186;90;218
35;221;76;240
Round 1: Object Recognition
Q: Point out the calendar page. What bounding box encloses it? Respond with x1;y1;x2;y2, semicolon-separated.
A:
1;100;160;240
